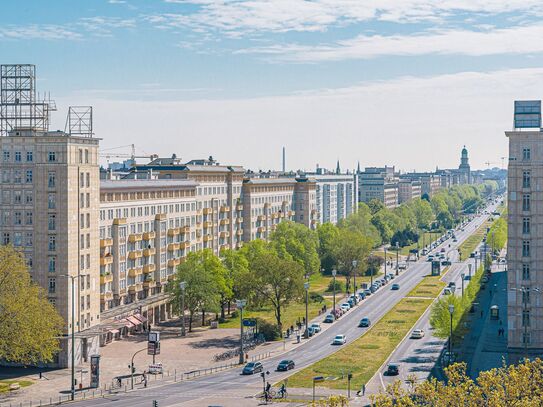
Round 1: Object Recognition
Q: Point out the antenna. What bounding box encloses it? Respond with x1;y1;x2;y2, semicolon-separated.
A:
282;146;286;172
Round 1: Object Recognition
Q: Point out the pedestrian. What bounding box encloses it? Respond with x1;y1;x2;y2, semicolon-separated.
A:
499;319;503;326
362;383;366;396
142;372;147;388
480;310;483;318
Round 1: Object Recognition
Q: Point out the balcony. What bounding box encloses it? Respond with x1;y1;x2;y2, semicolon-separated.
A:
180;241;191;249
220;231;230;238
236;229;243;235
128;267;143;277
143;231;156;240
143;247;156;257
220;206;230;213
220;218;230;225
128;283;143;294
167;258;181;268
167;274;175;282
257;215;265;221
100;292;113;302
257;226;265;233
100;255;113;266
100;273;113;284
143;279;156;289
128;233;143;243
100;238;113;248
167;243;180;251
203;221;213;228
203;208;213;215
236;204;243;211
272;213;279;219
203;235;212;242
143;264;156;273
128;250;143;260
155;213;166;221
236;217;243;223
168;228;180;236
181;225;191;233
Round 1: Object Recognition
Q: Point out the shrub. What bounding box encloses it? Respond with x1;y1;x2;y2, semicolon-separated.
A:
230;310;239;319
257;319;281;341
326;279;345;293
310;292;324;303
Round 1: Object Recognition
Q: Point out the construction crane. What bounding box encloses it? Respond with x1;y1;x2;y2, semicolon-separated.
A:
99;144;152;167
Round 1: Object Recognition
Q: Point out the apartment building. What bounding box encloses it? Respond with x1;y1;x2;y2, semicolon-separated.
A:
398;178;422;204
358;166;399;208
312;172;357;225
403;172;442;198
506;100;543;354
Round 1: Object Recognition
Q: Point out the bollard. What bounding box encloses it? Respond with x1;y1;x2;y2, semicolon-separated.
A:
124;385;127;393
174;369;177;382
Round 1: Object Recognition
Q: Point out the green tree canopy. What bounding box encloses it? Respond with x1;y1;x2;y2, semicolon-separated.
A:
316;223;340;273
332;228;372;291
0;245;64;364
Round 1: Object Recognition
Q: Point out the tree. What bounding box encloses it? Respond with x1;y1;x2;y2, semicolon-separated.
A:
366;255;384;277
339;203;381;246
168;249;227;331
333;228;372;292
270;221;320;276
409;198;434;229
249;252;304;331
221;248;250;317
0;245;64;364
317;223;340;273
368;198;385;215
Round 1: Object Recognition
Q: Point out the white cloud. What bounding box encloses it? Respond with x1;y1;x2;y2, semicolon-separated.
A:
238;23;543;61
53;67;541;171
0;25;82;40
146;0;543;37
108;0;127;3
78;16;136;36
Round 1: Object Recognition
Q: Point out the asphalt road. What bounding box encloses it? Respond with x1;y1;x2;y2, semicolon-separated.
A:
70;199;502;407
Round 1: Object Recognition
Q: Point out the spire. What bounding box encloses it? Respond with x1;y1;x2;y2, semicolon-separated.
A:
357;161;361;174
336;160;341;174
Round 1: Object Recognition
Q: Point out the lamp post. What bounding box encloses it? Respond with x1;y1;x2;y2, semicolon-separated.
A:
461;273;465;297
60;275;81;401
352;260;358;294
236;299;247;364
448;304;454;365
332;269;337;316
179;281;186;337
468;263;472;280
395;242;399;276
384;247;387;277
304;280;310;338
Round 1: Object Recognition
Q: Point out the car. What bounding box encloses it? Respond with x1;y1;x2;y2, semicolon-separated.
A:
307;326;315;337
386;363;400;376
453;239;457;242
323;314;335;323
242;361;263;375
310;323;321;333
441;248;446;253
358;292;366;300
391;283;400;290
387;273;395;280
411;329;425;339
340;303;351;312
364;289;372;296
384;275;391;282
358;317;371;327
441;260;451;266
347;298;355;307
276;359;295;371
369;286;377;293
443;287;452;295
332;334;346;345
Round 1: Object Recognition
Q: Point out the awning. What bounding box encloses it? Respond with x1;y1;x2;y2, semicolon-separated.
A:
127;316;142;326
124;320;135;328
133;313;147;323
109;329;120;335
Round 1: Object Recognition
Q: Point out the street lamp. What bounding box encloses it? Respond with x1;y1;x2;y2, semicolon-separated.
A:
461;273;465;297
468;263;472;280
179;281;186;337
352;260;358;294
448;304;454;365
332;269;337;316
59;275;81;401
395;242;399;276
304;280;310;338
236;299;247;364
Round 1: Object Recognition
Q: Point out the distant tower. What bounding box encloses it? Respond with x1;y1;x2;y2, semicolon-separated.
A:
357;161;361;174
282;147;286;173
336;160;341;174
458;145;471;184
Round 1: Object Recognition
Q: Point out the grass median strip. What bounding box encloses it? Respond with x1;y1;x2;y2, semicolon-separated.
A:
284;295;434;390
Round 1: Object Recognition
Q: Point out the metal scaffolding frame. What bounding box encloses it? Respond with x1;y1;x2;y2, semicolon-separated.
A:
65;106;93;137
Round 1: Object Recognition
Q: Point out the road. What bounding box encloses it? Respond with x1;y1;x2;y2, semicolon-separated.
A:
69;200;501;407
371;198;502;395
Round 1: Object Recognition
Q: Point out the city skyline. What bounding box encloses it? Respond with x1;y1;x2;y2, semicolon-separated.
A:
3;1;539;170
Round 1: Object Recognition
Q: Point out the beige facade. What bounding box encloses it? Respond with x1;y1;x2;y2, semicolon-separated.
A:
358;166;399;208
506;129;543;351
0;130;101;365
398;179;422;203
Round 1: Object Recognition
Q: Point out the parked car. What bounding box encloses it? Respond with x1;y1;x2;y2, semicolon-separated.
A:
364;289;372;296
369;286;377;293
340;303;351;312
332;334;346;345
391;283;400;290
242;362;263;375
307;326;315;337
358;292;367;300
386;363;400;376
276;360;295;371
411;329;425;339
358;317;371;327
387;273;395;280
310;323;321;333
323;314;335;323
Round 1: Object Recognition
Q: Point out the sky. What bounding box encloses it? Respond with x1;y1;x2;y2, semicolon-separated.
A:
2;1;542;172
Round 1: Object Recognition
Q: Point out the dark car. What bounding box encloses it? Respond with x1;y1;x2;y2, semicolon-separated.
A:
323;314;335;323
386;363;400;376
242;361;263;375
391;283;400;290
358;317;371;327
358;292;366;300
276;359;295;371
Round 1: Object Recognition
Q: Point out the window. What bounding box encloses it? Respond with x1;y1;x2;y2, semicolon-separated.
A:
48;257;56;272
14;190;21;204
2;170;9;183
48;235;56;251
87;295;91;310
80;255;85;270
523;171;531;188
523;148;531;161
14;212;22;225
523;264;530;280
86;233;90;248
522;310;531;327
2;233;9;245
523;290;530;304
523;240;530;257
48;172;56;188
48;194;56;209
80;296;85;312
48;151;56;162
85;149;89;163
522;332;531;344
25;232;32;246
2;151;9;161
48;278;56;294
13;232;22;246
80;172;84;188
13;170;21;183
523;194;531;211
15;151;21;162
523;217;531;234
26;151;33;162
86;173;90;187
26;191;33;204
25;170;32;183
25;211;32;225
79;149;83;163
80;234;85;249
48;214;56;231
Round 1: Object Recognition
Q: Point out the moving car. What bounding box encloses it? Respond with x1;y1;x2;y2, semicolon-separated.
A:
391;283;400;290
386;363;400;376
310;323;321;333
323;314;335;323
242;362;263;375
332;334;346;345
276;359;295;371
411;329;425;339
358;317;371;327
443;287;452;295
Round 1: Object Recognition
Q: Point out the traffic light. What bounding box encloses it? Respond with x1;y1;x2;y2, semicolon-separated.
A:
152;401;158;407
347;373;353;380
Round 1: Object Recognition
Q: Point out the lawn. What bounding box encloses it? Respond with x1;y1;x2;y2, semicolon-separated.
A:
0;380;33;393
285;296;433;390
407;273;447;298
458;219;493;261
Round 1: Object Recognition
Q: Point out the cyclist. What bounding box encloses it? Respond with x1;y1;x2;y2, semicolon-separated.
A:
278;383;287;398
265;382;271;401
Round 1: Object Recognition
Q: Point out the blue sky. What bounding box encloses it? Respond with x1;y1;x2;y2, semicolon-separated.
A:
2;0;543;171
